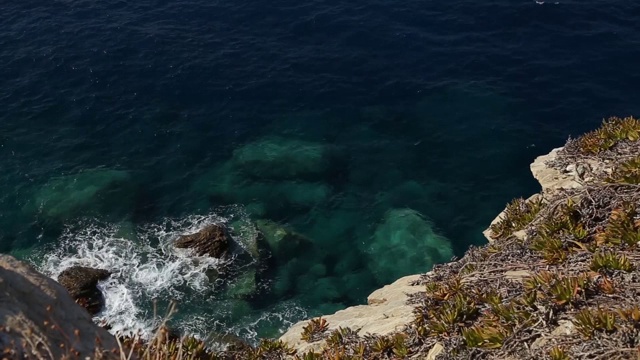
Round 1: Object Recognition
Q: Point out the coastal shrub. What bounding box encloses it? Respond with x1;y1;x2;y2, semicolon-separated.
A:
549;346;570;360
573;308;617;338
616;306;640;326
301;318;330;343
590;251;634;272
461;324;509;349
577;116;640;154
524;271;589;308
489;197;544;240
595;203;640;247
529;198;590;263
325;327;360;347
607;156;640;184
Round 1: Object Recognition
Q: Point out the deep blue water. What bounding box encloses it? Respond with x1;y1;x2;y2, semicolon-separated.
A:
2;0;640;342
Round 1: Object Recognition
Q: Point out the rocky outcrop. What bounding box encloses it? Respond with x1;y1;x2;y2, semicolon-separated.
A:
174;224;230;258
280;145;588;355
279;274;423;354
0;255;118;359
483;146;594;242
57;266;111;315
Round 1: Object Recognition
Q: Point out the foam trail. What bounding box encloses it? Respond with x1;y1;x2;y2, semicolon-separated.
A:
35;214;230;339
32;211;308;343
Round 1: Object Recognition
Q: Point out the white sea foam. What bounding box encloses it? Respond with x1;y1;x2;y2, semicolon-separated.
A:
32;211;307;343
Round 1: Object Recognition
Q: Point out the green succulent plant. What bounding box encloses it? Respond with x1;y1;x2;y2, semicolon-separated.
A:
573;308;617;338
549;346;570;360
577;116;640;154
301;317;330;343
607;156;640;184
489;197;544;240
461;323;509;349
590;251;634;272
595;203;640;247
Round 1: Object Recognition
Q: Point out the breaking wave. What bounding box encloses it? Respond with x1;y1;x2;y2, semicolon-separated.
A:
33;211;307;343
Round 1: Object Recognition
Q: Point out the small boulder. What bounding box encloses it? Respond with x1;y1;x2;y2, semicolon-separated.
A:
174;224;230;258
57;266;111;315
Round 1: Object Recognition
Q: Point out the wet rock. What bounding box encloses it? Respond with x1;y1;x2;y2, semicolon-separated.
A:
57;266;111;315
174;224;230;258
0;255;118;359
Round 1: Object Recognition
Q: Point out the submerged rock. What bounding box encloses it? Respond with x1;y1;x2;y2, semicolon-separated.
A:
368;208;453;284
229;218;261;260
0;255;117;358
226;268;258;299
232;136;336;179
174;224;230;258
195;163;332;215
57;266;111;315
255;220;312;261
25;169;136;224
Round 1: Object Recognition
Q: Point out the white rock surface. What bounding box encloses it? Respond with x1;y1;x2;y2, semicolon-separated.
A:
0;255;118;359
530;147;582;192
279;274;424;354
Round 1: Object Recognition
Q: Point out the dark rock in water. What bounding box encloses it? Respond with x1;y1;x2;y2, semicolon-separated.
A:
174;224;230;258
57;266;111;315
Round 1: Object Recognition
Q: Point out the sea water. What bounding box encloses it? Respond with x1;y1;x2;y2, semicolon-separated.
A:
2;0;640;343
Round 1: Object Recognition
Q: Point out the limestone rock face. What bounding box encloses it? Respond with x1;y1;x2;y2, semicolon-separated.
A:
0;255;118;359
279;274;423;354
530;147;582;192
483;147;588;242
174;224;230;258
57;266;111;315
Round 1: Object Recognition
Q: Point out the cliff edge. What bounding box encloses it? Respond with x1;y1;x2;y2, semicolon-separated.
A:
0;254;118;359
278;116;640;360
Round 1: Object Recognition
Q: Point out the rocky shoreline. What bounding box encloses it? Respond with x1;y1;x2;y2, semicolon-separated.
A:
4;117;640;359
278;142;579;356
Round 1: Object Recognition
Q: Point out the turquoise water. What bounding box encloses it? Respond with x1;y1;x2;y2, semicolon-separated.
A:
3;0;640;343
